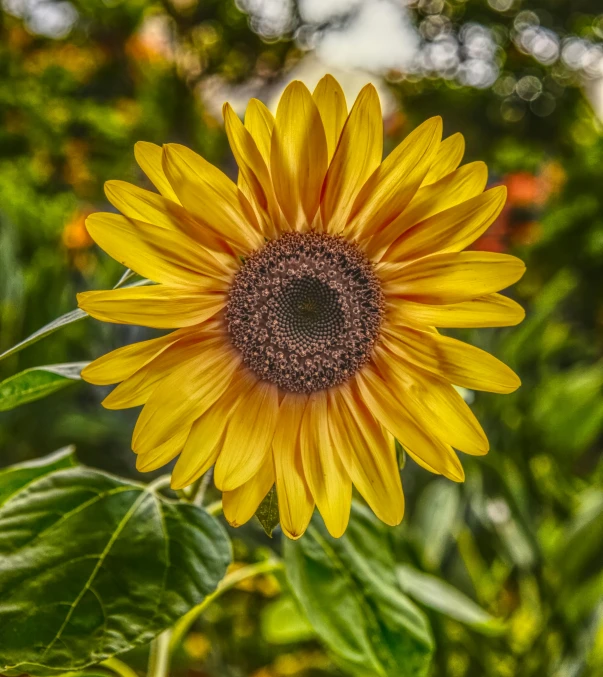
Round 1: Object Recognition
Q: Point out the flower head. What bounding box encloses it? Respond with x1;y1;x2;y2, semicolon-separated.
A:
78;75;525;539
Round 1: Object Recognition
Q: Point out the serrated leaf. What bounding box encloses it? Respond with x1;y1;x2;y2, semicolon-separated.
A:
0;310;88;363
0;362;89;411
0;467;232;672
255;486;279;537
0;447;77;508
284;503;433;677
396;565;506;636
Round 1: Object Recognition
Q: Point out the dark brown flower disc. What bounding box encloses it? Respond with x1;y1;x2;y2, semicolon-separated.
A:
226;232;383;393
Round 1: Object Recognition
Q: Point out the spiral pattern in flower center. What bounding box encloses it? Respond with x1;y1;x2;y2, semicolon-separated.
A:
226;232;383;393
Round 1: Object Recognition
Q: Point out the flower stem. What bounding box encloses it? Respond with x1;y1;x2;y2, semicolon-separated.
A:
147;629;172;677
205;499;223;516
169;558;283;651
101;657;139;677
193;468;214;507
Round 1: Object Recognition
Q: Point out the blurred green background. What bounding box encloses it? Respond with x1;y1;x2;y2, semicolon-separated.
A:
1;0;603;675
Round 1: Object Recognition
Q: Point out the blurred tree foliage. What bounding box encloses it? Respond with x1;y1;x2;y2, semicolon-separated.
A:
1;0;603;675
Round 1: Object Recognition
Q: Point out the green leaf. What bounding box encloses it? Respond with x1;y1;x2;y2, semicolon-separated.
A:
284;503;433;677
261;594;316;645
255;486;279;537
0;272;142;364
0;446;77;508
0;468;232;672
396;565;506;636
0;309;87;362
411;479;460;569
395;440;406;469
0;362;88;411
553;489;603;581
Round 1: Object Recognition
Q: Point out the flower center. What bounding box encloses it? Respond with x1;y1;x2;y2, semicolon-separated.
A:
226;232;383;393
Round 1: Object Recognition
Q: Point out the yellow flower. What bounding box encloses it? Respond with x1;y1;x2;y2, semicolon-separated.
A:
78;76;525;539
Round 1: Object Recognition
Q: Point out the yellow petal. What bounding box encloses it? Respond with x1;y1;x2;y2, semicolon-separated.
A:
423;132;465;185
300;390;351;538
86;212;234;286
387;293;525;328
245;98;274;166
380;251;526;304
78;285;227;329
313;74;348;163
104;180;234;255
273;393;314;540
348;117;442;241
384;325;521;394
134;141;180;202
270;81;328;231
223;455;275;528
389;186;507;262
356;366;465;481
104;329;221;410
132;342;240;453
82;332;186;386
170;375;249;489
376;345;488;455
136;427;190;472
329;386;404;526
162;143;263;251
214;379;279;492
368;161;488;261
320;84;383;235
224;103;280;239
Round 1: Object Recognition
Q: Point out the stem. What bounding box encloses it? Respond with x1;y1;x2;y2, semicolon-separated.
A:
113;269;136;289
169;559;283;651
147;475;172;493
193;468;214;507
147;629;172;677
205;499;223;516
101;657;139;677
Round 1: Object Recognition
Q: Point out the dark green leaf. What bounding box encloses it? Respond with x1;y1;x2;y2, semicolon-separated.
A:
0;363;88;412
255;486;279;537
0;468;231;672
0;310;87;363
284;503;433;677
0;447;77;508
396;565;506;636
553;489;603;581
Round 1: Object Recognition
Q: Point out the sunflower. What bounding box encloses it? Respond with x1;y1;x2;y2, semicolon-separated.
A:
78;75;524;539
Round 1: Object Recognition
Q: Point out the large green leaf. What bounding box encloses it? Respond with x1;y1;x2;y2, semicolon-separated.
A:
284;503;433;677
0;467;231;672
396;565;506;636
0;446;77;508
0;362;88;411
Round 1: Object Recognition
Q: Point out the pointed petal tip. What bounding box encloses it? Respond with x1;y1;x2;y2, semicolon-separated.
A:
169;475;188;491
379;508;405;528
281;525;308;540
222;101;234;119
316;73;338;87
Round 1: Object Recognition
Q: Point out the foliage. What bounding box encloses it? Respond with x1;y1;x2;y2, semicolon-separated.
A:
1;0;603;676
